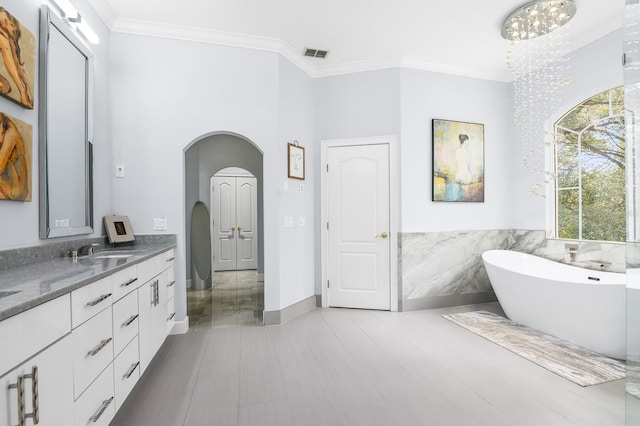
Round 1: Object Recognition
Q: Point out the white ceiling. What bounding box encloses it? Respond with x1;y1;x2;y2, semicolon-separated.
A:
87;0;624;81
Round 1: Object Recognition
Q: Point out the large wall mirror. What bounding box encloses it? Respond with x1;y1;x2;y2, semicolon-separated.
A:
39;5;94;239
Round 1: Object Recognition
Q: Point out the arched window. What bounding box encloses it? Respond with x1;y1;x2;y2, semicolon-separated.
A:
553;87;625;242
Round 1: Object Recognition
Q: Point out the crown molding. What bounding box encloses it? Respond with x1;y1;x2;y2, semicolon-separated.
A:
93;14;621;83
111;18;316;77
400;58;513;82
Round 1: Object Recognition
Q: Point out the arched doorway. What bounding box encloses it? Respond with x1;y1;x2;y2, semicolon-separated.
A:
184;133;264;327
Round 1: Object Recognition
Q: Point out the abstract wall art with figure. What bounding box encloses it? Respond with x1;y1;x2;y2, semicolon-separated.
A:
0;7;35;109
432;119;484;202
0;112;31;201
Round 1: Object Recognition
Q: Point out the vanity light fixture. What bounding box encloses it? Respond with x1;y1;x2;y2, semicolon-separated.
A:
49;0;100;44
501;0;576;41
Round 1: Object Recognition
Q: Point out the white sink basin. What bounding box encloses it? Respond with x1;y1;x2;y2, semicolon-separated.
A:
92;254;133;259
91;249;145;260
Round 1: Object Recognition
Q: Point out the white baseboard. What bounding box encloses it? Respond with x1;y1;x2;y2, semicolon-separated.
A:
186;278;192;289
170;316;189;335
264;295;316;326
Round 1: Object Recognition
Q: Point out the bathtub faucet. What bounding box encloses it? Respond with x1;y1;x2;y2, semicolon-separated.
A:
565;243;578;263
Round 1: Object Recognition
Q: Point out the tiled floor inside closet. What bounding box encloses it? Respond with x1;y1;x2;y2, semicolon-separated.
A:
111;301;625;426
186;270;264;328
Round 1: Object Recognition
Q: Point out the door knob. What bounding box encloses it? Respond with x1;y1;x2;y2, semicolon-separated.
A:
231;226;236;231
376;232;388;239
237;226;242;231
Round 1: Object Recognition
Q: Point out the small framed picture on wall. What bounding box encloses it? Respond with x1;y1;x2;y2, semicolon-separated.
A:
287;142;305;180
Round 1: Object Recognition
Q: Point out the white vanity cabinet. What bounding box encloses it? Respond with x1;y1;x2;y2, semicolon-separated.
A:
0;247;176;425
71;307;114;400
73;364;115;426
0;335;75;426
0;295;74;426
138;251;175;374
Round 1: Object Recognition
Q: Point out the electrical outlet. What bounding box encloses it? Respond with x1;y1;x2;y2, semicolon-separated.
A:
283;180;289;192
298;216;306;227
299;184;305;193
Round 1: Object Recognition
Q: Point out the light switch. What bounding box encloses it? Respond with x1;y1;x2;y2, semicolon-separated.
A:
284;216;294;228
283;181;289;192
115;165;125;178
153;218;167;230
298;216;306;227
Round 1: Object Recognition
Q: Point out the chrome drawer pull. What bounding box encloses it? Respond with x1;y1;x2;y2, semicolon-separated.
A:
153;280;159;306
123;362;140;379
89;397;114;423
166;257;175;262
9;375;26;426
167;280;175;288
167;312;176;321
120;278;138;287
86;293;112;307
87;338;112;357
22;366;39;425
122;314;139;327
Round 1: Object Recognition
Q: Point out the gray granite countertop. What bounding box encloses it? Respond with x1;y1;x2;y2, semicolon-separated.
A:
0;241;176;322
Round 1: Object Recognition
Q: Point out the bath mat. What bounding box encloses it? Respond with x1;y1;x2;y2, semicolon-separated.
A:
443;310;625;387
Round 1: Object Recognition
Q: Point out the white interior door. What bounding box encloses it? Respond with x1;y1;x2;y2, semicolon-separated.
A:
236;177;258;270
212;174;258;272
327;144;391;310
212;176;237;271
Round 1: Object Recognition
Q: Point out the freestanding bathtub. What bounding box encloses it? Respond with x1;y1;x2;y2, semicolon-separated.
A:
482;250;626;360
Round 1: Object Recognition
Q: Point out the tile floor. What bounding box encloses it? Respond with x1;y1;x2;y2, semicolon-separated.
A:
187;270;264;328
111;302;626;426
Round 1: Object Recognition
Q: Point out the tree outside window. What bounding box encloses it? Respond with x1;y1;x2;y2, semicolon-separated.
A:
554;87;625;242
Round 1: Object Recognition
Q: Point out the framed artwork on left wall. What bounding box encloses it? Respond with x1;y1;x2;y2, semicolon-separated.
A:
0;7;35;109
0;112;32;201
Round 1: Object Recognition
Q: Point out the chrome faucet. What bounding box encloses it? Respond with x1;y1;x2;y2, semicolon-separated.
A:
77;243;100;257
565;243;578;263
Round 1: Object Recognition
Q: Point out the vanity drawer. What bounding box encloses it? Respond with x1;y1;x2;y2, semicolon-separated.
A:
74;363;115;426
71;276;113;328
165;295;175;334
72;307;113;400
137;255;164;285
113;336;140;411
0;294;71;377
166;264;176;298
112;290;139;357
111;265;138;302
163;249;175;265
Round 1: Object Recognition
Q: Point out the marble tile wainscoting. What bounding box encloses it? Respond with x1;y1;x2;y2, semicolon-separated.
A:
400;230;625;311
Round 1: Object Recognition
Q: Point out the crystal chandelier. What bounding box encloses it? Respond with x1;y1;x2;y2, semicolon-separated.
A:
502;0;576;41
503;0;576;196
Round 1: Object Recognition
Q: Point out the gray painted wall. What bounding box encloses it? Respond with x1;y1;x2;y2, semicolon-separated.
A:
399;68;516;232
109;32;317;319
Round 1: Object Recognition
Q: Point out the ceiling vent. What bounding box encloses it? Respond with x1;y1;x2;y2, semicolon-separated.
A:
304;48;329;59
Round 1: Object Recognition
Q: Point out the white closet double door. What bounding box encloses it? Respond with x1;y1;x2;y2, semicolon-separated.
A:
212;176;258;271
